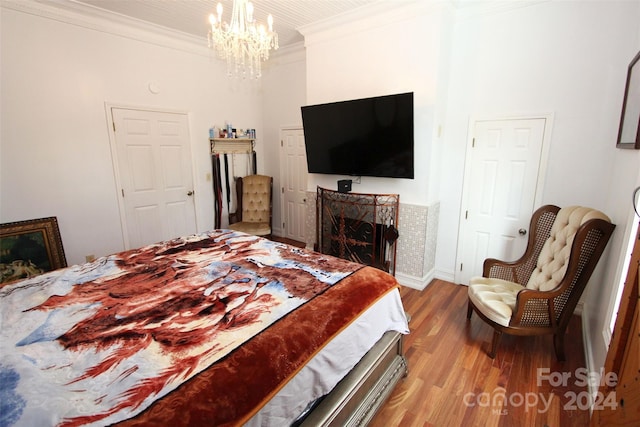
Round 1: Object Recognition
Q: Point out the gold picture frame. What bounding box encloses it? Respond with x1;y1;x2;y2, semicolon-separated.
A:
617;50;640;149
0;216;67;284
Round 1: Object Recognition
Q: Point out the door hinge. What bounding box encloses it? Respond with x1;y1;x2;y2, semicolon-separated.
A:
113;121;116;132
121;188;124;197
472;137;475;148
282;222;285;229
281;140;283;147
465;210;468;219
281;187;284;194
460;263;463;271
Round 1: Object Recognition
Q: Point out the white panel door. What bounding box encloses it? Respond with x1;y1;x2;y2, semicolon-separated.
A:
281;128;308;243
456;118;547;285
112;108;196;249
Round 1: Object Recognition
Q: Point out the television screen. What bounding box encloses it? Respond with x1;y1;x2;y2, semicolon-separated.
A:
301;92;414;179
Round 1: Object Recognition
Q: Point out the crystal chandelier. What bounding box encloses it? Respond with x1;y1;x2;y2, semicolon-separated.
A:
208;0;279;79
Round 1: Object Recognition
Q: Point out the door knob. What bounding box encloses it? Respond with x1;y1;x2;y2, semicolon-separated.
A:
519;228;527;236
187;191;194;196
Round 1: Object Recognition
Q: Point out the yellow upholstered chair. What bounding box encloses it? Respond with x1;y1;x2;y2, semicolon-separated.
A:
229;175;272;238
467;205;615;361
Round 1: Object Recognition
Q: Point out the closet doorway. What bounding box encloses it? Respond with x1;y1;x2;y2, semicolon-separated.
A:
108;106;197;249
455;115;552;285
280;127;308;243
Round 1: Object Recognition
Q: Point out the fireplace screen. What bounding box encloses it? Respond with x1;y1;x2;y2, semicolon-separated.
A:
317;187;399;275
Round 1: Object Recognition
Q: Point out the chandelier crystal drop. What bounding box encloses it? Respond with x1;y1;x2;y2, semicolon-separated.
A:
208;0;278;79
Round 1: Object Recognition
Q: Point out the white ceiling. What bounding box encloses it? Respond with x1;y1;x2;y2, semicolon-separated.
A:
62;0;384;48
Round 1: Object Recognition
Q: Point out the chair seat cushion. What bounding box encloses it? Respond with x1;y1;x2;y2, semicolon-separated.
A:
229;222;271;237
468;277;525;327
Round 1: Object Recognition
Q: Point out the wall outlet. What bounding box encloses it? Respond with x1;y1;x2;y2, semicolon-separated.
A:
85;254;96;262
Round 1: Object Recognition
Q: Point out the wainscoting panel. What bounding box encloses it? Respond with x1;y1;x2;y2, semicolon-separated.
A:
396;203;426;277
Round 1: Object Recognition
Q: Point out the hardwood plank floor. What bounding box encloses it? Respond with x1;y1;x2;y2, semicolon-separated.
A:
369;280;591;427
270;236;306;248
269;236;592;425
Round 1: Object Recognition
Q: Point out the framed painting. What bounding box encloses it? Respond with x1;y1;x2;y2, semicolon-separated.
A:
0;217;67;284
617;50;640;149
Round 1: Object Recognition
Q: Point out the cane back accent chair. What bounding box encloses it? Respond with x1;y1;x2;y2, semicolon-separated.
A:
467;205;615;361
228;175;272;238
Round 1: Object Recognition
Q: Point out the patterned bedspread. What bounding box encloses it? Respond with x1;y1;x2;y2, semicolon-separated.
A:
0;230;368;427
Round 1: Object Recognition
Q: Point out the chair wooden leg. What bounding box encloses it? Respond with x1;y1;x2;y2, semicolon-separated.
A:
553;332;566;362
489;329;502;359
467;300;473;320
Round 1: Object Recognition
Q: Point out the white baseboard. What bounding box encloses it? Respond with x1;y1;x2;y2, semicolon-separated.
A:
395;267;461;290
434;268;456;284
580;303;597;417
396;269;435;291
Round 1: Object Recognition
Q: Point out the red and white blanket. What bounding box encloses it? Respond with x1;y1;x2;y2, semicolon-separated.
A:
0;230;399;427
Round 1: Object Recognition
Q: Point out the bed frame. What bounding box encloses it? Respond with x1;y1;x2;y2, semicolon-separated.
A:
300;329;408;426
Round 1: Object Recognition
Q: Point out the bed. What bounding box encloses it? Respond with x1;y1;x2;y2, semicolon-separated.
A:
0;229;409;427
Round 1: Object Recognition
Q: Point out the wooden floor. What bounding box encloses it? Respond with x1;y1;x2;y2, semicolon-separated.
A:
270;236;306;248
269;237;591;425
369;280;591;427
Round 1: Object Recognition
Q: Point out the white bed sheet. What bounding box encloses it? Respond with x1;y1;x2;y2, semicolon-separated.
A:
246;287;409;426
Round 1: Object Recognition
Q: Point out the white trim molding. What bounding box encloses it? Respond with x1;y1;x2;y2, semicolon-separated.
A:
2;0;211;56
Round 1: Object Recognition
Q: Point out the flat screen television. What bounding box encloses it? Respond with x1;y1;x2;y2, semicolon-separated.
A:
301;92;414;179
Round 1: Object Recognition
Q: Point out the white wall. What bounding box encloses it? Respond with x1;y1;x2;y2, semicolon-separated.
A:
438;0;640;278
0;3;265;265
299;1;452;286
300;1;451;205
260;44;307;236
439;0;640;373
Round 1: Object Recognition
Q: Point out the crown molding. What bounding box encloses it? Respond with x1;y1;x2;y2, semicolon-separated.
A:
270;41;305;65
452;0;551;20
298;0;452;48
297;0;550;48
1;0;212;57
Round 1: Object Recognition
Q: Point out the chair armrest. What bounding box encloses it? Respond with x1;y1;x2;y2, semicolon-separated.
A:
483;258;520;282
511;288;560;328
484;256;540;286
